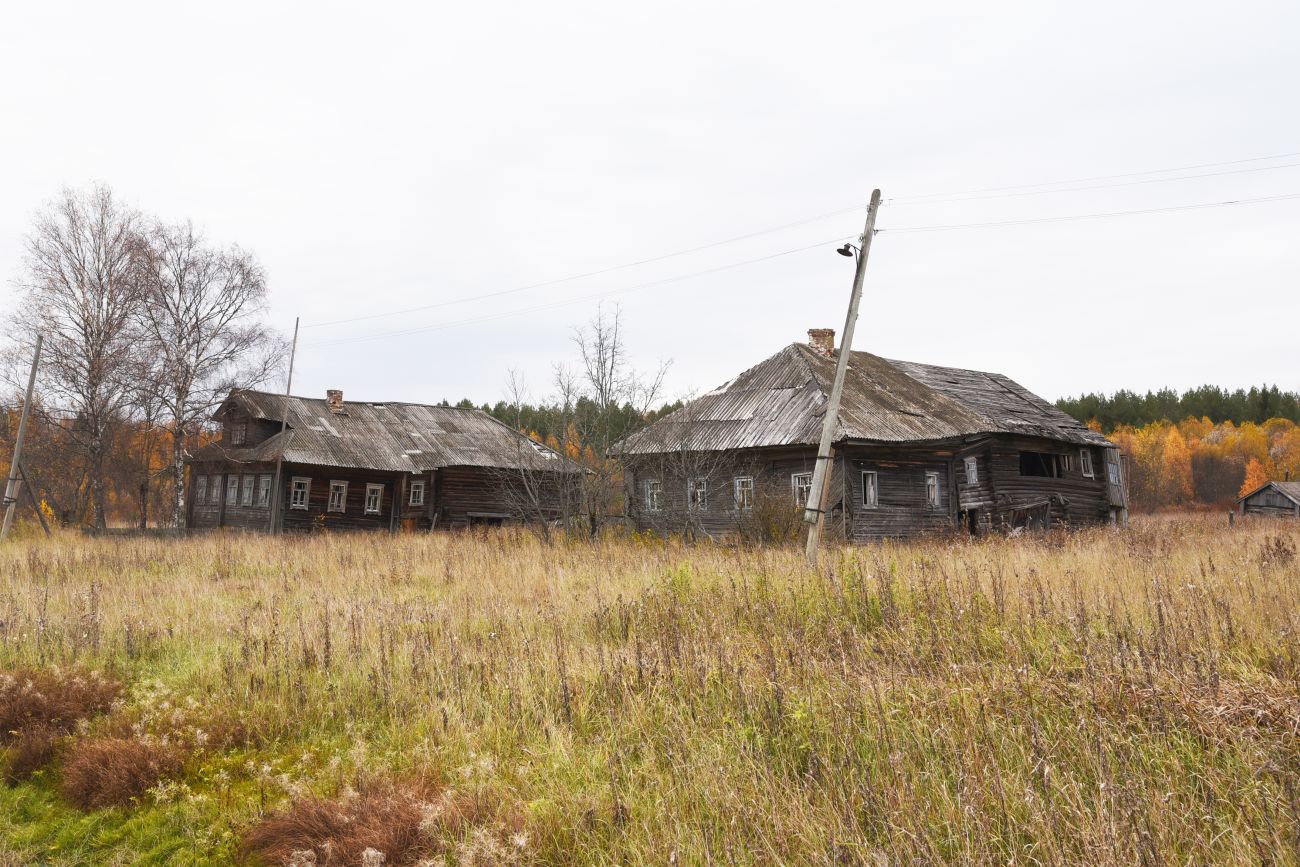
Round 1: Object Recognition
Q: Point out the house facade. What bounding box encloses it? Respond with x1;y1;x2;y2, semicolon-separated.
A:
611;330;1128;541
186;389;567;532
1237;480;1300;518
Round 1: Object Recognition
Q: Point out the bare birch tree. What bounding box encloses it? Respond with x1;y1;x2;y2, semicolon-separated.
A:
9;185;147;528
135;221;280;527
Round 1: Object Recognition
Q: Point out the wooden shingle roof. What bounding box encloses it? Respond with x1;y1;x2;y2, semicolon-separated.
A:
1237;480;1300;505
192;390;566;473
612;343;1113;455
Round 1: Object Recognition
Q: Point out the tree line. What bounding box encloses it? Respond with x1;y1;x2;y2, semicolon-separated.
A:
1;185;282;529
1056;384;1300;430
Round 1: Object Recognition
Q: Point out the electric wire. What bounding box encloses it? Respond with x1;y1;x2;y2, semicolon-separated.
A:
302;235;852;350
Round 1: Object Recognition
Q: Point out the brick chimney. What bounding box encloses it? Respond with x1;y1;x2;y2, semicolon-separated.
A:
807;328;835;357
326;389;344;413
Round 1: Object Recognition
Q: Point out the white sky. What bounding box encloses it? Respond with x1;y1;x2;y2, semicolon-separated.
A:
2;2;1298;408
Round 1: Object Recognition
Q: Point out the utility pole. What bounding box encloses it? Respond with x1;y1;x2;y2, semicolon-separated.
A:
2;335;43;541
804;190;882;567
268;317;300;534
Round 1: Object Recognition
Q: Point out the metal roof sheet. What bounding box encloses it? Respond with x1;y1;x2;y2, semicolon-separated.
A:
192;390;568;473
612;343;1114;455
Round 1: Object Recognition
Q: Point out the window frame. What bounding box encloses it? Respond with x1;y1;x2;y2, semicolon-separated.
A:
644;479;662;512
792;472;813;507
409;479;426;507
861;470;878;508
733;476;754;511
328;480;348;513
364;483;384;515
257;475;272;508
1080;448;1095;478
240;474;254;506
925;471;940;510
290;477;311;510
687;478;708;512
195;475;207;506
964;456;979;486
226;475;240;506
229;420;246;446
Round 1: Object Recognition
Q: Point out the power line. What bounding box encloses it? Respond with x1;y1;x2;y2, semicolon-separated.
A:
302;235;851;349
879;192;1300;233
302;206;864;329
888;150;1300;202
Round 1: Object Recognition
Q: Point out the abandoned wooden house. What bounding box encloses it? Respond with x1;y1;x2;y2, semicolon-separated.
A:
185;389;568;532
611;329;1128;541
1237;479;1300;518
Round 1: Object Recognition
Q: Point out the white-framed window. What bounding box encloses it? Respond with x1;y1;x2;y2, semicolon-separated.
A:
733;476;754;510
409;480;425;506
257;475;272;507
209;477;222;505
328;481;347;513
1107;461;1121;486
964;456;979;486
644;479;662;512
687;478;708;511
861;471;878;508
792;472;813;507
290;477;310;510
364;483;383;515
1080;448;1095;478
925;471;940;509
240;475;254;506
226;475;239;505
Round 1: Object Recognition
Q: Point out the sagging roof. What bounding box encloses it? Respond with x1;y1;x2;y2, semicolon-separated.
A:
1237;480;1300;505
612;342;1113;455
191;390;567;473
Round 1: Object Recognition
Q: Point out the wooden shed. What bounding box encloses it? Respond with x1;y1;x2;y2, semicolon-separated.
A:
610;330;1128;541
185;389;569;532
1237;480;1300;518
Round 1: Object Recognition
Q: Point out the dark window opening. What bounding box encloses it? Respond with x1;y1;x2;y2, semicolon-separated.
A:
1019;451;1066;478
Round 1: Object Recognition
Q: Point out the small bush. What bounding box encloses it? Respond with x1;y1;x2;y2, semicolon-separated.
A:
3;727;58;783
241;779;527;867
0;668;121;780
0;668;121;742
60;737;183;810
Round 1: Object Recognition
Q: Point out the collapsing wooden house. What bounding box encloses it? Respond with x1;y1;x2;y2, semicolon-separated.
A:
611;329;1128;541
1237;479;1300;518
185;389;568;532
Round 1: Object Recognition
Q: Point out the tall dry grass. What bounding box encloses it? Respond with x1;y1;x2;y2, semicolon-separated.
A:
0;515;1297;864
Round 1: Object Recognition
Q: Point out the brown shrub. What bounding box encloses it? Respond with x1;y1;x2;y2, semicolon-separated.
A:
3;727;58;783
240;779;526;867
0;668;121;781
60;737;183;810
0;668;121;743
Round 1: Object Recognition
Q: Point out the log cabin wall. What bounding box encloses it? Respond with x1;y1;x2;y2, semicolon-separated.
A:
187;461;278;531
433;466;523;528
1240;487;1300;518
984;435;1112;528
840;445;956;540
278;465;409;533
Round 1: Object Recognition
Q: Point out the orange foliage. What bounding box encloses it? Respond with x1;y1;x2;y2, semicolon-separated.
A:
1239;458;1271;498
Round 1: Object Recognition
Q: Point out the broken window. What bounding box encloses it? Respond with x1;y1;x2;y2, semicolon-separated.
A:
229;420;246;446
1080;449;1095;478
195;475;207;505
792;472;813;507
1018;452;1066;478
733;477;754;511
925;471;940;508
687;478;708;511
257;475;272;507
862;471;878;508
644;479;662;512
964;456;979;486
226;476;239;505
240;475;254;506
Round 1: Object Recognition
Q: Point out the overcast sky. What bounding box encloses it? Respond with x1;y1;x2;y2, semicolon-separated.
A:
2;2;1297;409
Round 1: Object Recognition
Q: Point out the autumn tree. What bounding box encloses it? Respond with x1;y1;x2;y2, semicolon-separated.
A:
1239;458;1271;498
135;221;280;527
1158;426;1194;506
8;186;147;527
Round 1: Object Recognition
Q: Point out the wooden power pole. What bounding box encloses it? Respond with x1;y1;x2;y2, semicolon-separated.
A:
268;317;300;534
803;190;882;567
2;335;43;541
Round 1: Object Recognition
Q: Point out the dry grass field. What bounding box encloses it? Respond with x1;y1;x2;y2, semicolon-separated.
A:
1;515;1298;865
